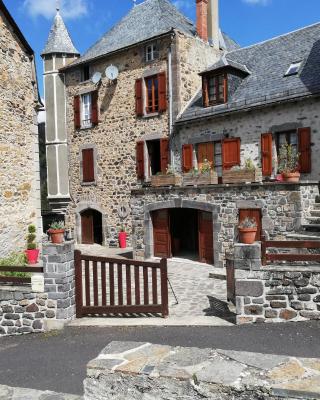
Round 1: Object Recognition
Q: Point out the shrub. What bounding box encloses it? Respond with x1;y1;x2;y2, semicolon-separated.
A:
278;142;300;174
49;221;65;230
239;217;257;229
26;224;37;250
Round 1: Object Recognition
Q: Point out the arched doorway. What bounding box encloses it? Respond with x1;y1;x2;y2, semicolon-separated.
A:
80;209;103;245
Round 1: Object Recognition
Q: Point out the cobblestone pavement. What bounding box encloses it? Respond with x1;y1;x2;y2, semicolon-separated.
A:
0;384;82;400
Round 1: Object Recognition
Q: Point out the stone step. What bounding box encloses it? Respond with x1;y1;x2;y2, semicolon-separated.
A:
305;216;320;222
310;210;320;217
302;224;320;232
314;203;320;209
287;233;320;240
209;267;227;280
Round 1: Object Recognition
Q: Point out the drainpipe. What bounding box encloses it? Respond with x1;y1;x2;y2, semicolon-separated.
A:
168;31;175;167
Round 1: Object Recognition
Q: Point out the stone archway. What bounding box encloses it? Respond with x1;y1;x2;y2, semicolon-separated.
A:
75;201;107;245
144;199;220;266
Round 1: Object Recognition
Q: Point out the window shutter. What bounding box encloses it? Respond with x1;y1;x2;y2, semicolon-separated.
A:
198;142;214;170
82;148;95;183
158;72;167;112
74;95;81;129
202;76;209;107
135;79;143;116
222;138;241;170
182;144;193;172
261;133;273;176
298;127;311;173
91;91;99;125
160;137;169;173
136;141;145;179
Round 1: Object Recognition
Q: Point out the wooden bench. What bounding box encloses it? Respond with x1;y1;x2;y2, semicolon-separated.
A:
261;235;320;266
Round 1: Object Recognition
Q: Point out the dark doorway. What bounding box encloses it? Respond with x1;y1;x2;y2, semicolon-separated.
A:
170;209;199;261
81;209;103;245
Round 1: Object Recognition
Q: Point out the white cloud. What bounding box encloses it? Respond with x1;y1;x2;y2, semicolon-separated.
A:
23;0;88;20
242;0;271;5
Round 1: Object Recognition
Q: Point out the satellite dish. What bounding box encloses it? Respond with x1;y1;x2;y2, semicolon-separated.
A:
105;65;119;81
91;72;102;85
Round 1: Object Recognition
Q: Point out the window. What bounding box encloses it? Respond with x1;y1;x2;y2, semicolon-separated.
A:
145;75;159;114
285;61;302;77
136;138;169;180
81;93;92;128
81;65;90;82
82;148;95;184
74;92;99;129
145;43;158;62
276;131;298;156
203;73;228;107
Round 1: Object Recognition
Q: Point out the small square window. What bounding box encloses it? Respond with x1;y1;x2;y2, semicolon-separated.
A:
285;61;302;77
145;43;158;62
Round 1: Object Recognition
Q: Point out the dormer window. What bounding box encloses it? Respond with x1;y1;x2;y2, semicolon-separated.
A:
202;73;228;107
285;61;302;77
145;43;159;62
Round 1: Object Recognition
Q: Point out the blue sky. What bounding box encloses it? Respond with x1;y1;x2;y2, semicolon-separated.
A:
3;0;320;96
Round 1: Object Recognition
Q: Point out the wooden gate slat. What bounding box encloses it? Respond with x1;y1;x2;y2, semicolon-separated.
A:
126;265;132;305
118;263;123;306
143;267;149;305
109;263;115;306
101;262;107;306
93;261;98;306
152;269;158;305
134;266;140;305
85;260;90;306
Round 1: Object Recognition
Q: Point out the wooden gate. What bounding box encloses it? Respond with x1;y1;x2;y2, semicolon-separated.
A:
75;251;169;318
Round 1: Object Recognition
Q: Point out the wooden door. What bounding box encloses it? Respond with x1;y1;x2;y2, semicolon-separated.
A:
152;210;171;258
198;211;214;264
81;210;94;244
239;209;262;241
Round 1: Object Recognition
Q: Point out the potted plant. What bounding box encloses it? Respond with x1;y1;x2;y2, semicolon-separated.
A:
48;221;65;244
223;159;262;184
278;142;300;182
151;164;182;187
25;224;39;265
238;217;258;245
183;159;218;186
118;225;127;249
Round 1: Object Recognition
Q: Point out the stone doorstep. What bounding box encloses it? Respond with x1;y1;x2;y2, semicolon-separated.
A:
0;384;83;400
85;341;320;400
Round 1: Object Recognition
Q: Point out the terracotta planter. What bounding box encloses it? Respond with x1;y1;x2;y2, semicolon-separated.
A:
282;172;300;183
239;227;257;244
223;169;262;184
49;229;65;244
151;175;182;187
25;249;40;265
183;171;218;186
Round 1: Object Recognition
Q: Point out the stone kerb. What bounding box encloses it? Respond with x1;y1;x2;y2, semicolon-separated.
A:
42;240;76;330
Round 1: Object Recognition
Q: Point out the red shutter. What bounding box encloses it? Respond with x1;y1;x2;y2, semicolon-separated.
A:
261;133;273;176
160;138;169;173
82;148;95;183
202;76;209;107
182;144;193;172
222;138;241;170
158;72;167;112
135;79;143;116
91;91;99;125
136;141;145;179
298;127;311;173
74;95;81;129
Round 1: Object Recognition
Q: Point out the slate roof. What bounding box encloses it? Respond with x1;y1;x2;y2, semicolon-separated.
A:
178;22;320;123
200;55;251;75
42;11;79;56
65;0;239;68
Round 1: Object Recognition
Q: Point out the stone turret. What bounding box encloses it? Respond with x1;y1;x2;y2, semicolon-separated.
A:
41;8;79;213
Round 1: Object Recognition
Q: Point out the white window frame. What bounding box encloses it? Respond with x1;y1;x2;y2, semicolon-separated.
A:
285;61;302;77
81;93;92;129
145;43;158;62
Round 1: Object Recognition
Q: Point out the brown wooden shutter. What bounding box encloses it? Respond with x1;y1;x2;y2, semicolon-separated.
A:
91;91;99;125
74;95;81;129
239;209;262;241
261;133;273;176
222;138;241;170
158;72;167;112
160;137;169;173
182;144;193;172
198;142;214;170
136;141;145;179
82;148;95;183
202;76;209;107
298;127;311;173
135;79;143;116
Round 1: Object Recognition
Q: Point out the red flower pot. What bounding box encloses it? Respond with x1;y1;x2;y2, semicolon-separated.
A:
25;249;40;265
282;172;300;183
239;228;257;245
48;229;65;244
119;232;127;249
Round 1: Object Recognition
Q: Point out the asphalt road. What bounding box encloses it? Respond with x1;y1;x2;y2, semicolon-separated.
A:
0;322;320;395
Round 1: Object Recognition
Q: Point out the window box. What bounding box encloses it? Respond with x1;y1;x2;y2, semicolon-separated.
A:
183;170;218;186
223;168;262;184
151;174;182;187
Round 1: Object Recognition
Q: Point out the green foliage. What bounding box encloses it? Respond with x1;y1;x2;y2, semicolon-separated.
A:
28;224;36;234
165;164;176;176
120;225;125;232
49;221;65;230
278;142;300;174
27;243;37;250
239;217;257;229
26;224;37;250
200;159;212;174
0;252;30;277
244;158;256;171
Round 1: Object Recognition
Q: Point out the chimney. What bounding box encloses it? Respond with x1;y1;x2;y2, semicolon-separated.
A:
208;0;220;50
196;0;208;42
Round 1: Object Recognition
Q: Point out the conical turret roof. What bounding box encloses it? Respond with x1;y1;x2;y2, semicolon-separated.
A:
42;11;79;56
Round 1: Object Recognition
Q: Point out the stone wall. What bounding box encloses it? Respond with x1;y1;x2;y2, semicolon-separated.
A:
64;31;218;247
0;7;42;257
174;97;320;181
131;182;318;266
232;243;320;324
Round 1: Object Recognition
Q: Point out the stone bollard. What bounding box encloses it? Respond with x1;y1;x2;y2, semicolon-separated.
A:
42;240;76;331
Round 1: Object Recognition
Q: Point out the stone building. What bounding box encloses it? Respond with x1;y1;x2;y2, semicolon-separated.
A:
131;21;320;267
0;0;42;257
44;0;236;246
